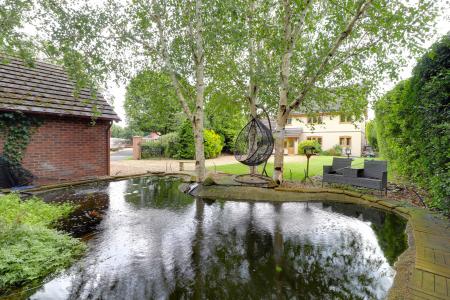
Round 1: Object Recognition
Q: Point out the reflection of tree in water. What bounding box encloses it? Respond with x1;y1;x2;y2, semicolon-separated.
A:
32;185;401;300
371;214;407;265
323;202;408;266
124;177;193;209
169;201;392;300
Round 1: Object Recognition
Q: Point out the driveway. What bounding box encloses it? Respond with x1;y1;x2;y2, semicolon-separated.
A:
110;148;133;161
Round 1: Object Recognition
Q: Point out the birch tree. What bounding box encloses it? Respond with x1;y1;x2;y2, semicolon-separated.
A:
271;0;438;183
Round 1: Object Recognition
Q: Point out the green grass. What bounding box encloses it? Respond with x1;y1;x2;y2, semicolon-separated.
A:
0;194;85;293
209;156;371;181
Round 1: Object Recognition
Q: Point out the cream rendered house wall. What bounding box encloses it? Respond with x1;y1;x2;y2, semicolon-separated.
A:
286;114;366;157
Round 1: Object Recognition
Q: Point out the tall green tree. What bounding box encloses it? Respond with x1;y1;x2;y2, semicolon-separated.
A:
125;70;184;134
270;0;438;183
2;0;440;182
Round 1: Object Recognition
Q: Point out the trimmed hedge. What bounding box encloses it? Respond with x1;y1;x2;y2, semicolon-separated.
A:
141;132;180;159
297;140;321;155
320;144;342;156
375;33;449;212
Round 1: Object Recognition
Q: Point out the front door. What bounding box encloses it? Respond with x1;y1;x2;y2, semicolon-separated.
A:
284;138;296;155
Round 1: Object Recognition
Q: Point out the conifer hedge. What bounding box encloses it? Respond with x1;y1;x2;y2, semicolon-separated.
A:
375;33;449;212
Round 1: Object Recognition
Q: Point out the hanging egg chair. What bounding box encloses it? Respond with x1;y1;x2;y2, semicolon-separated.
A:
234;105;274;178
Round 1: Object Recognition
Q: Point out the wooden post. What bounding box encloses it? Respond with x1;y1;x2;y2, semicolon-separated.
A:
132;136;143;160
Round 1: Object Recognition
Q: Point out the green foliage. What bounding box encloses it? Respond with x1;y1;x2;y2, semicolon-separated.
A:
0;1;36;59
174;121;196;159
125;70;185;134
173;121;223;159
365;120;378;151
0;112;42;165
297;140;322;155
375;33;450;212
320;145;342;157
0;194;85;291
203;129;224;159
0;194;72;227
141;141;164;159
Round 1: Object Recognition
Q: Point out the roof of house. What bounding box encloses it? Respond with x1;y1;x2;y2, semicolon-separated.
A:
0;56;120;121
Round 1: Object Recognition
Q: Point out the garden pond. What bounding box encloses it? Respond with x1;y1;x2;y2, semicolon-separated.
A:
13;176;407;299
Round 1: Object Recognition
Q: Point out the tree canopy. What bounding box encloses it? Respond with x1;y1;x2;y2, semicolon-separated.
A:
125;70;184;134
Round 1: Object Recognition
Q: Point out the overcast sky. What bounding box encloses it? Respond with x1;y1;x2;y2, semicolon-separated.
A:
104;5;450;126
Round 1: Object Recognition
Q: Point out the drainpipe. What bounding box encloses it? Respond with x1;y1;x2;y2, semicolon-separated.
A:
106;121;112;176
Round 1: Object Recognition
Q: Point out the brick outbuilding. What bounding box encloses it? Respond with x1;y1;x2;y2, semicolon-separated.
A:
0;56;120;185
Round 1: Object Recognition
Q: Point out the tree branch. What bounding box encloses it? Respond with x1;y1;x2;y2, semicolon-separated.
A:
151;0;193;120
288;0;373;112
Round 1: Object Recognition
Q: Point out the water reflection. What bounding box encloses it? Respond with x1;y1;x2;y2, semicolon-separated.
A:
26;177;406;300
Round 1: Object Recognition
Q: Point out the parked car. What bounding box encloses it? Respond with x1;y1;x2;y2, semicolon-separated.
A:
362;145;376;157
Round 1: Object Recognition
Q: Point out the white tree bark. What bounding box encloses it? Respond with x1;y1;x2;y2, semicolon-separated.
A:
192;0;206;182
247;0;258;175
273;0;372;183
273;0;311;183
152;0;206;182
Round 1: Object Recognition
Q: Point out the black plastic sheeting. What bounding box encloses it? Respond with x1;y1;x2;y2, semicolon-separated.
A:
0;156;34;188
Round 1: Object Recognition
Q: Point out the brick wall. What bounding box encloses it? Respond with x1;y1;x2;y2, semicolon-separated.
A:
0;115;111;185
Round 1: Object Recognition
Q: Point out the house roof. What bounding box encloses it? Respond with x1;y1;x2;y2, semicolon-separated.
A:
0;56;120;121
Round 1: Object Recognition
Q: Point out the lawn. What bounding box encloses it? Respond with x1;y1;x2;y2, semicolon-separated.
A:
209;156;368;181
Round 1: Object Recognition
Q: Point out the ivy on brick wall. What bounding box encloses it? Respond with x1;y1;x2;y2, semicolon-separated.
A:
0;112;43;165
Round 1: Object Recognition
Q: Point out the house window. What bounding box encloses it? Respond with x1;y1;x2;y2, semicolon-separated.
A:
307;136;322;145
340;114;352;123
307;115;322;124
339;136;352;147
287;118;292;125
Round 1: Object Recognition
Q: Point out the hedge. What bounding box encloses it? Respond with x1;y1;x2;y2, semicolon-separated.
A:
375;33;449;212
297;140;321;155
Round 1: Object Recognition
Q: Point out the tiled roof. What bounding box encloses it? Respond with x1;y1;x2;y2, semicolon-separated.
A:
0;56;120;121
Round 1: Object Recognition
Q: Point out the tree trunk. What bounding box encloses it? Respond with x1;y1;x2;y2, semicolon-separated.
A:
273;0;293;183
247;0;258;175
193;0;206;182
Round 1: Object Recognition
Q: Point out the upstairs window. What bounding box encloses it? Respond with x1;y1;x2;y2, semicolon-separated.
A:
287;118;292;125
307;115;322;124
340;114;353;123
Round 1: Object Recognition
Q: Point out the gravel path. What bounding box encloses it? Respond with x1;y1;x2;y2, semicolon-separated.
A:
110;154;307;176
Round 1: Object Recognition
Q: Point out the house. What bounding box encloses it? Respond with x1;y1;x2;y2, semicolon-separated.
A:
283;108;367;157
0;56;120;185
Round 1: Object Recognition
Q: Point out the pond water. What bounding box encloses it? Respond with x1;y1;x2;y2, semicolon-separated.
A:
25;177;406;299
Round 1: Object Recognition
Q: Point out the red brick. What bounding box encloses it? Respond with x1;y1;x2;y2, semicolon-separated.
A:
0;115;111;185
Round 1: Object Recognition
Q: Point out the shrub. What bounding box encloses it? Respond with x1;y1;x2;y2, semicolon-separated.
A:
0;194;85;291
174;120;195;159
174;120;224;159
219;128;239;153
375;33;450;212
365;120;378;151
159;132;178;158
204;129;224;159
321;144;342;156
141;141;164;158
297;140;322;155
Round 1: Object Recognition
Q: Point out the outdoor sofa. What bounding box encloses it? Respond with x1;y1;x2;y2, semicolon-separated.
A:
322;158;388;195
